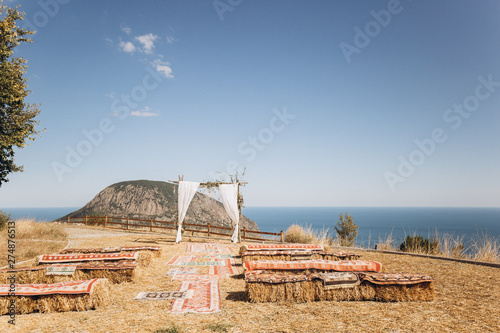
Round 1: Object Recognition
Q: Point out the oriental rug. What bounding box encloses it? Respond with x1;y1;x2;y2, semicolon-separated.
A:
166;267;199;275
244;260;382;273
166;256;197;265
75;261;138;270
171;281;220;313
357;272;435;285
134;290;193;300
37;252;138;264
0;279;99;296
46;264;78;276
242;244;324;251
181;261;225;266
209;259;241;275
172;274;223;281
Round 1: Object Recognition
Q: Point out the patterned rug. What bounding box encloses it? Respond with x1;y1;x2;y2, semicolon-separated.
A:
244;260;382;273
0;279;99;296
171;281;220;313
46;264;78;275
245;271;360;289
209;259;241;275
242;244;324;251
75;261;138;270
200;254;234;259
357;272;435;285
38;252;138;264
135;290;193;300
181;261;226;266
121;246;161;252
166;267;199;275
166;255;197;265
172;274;223;281
60;246;161;254
186;243;236;254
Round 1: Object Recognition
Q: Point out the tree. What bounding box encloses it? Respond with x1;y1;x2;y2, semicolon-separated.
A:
334;212;358;247
0;3;40;186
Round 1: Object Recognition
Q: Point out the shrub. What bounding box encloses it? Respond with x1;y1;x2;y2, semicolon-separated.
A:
0;210;11;231
399;235;440;254
284;224;318;244
334;213;358;247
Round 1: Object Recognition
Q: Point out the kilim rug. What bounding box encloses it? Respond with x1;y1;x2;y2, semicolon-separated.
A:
166;268;199;275
317;272;360;289
46;264;78;275
186;243;236;254
135;290;193;300
38;252;138;264
244;260;382;273
166;256;197;265
242;244;324;251
171;281;220;313
172;274;223;281
209;259;241;275
357;272;435;285
181;261;225;266
0;279;99;296
200;254;234;259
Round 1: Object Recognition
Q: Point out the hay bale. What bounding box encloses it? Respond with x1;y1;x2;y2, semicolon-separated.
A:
0;263;136;284
245;272;434;303
0;278;110;315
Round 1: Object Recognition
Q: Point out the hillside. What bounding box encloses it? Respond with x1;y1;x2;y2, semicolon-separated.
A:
59;180;259;231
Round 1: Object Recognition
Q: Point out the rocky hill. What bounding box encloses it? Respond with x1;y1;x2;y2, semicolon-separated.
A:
59;180;259;231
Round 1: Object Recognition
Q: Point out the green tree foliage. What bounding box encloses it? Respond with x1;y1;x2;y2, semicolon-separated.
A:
0;209;11;230
399;235;440;254
0;3;40;186
334;212;358;247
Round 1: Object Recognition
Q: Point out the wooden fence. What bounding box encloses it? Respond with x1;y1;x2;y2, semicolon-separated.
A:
66;215;283;243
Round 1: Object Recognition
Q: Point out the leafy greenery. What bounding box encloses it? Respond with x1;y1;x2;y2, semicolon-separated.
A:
334;212;358;247
0;3;41;186
0;209;11;230
399;235;440;254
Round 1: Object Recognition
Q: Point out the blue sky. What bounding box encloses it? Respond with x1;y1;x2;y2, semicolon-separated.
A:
1;0;499;208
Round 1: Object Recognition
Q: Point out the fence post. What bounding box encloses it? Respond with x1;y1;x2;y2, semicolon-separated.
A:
280;230;284;243
126;217;129;230
67;216;70;224
104;215;107;228
207;223;210;238
150;219;153;232
243;227;246;241
85;215;88;226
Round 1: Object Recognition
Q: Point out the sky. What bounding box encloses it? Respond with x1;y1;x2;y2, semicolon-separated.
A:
1;0;499;208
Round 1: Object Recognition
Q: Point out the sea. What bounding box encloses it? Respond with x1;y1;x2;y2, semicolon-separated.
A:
2;206;500;248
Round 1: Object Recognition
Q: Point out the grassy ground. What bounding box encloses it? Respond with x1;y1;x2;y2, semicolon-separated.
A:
1;224;499;332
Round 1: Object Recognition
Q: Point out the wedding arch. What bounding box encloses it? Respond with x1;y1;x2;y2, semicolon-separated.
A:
169;176;247;243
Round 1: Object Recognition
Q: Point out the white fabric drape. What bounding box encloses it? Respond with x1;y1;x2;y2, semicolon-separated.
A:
176;181;200;243
218;183;240;243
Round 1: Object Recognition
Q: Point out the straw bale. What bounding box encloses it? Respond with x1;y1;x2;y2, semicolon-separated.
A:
246;279;434;303
0;278;110;315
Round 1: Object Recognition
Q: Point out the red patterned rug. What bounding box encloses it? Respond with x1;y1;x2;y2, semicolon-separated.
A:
0;279;99;296
357;272;434;285
172;274;223;281
171;281;220;313
242;244;324;251
244;260;382;273
186;243;236;254
38;252;138;264
209;259;241;275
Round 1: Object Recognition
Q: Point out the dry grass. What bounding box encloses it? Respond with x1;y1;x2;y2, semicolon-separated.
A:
0;219;68;267
469;232;500;263
284;224;332;247
1;225;499;332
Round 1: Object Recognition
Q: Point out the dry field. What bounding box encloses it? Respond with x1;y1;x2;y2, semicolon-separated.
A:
1;225;499;333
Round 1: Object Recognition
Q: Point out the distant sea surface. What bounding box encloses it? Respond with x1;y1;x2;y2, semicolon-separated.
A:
3;206;500;247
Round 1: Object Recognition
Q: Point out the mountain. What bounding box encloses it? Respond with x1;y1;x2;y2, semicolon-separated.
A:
59;180;259;231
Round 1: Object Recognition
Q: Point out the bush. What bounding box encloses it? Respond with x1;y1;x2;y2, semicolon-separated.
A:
284;224;318;244
0;210;11;231
399;235;440;254
334;213;358;247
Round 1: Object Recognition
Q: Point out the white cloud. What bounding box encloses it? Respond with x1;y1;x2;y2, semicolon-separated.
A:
121;25;132;35
135;33;158;54
130;107;159;117
119;41;136;53
151;59;174;79
166;36;177;44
